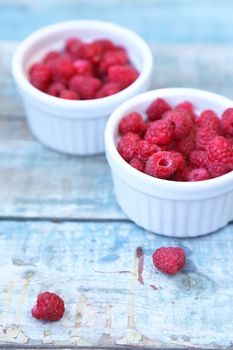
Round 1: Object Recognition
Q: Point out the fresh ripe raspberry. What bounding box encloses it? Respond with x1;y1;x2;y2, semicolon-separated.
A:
82;42;102;64
189;150;207;168
117;133;140;162
73;59;93;76
96;82;121;98
119;112;145;136
221;108;233;136
60;89;80;100
51;56;75;82
93;39;116;52
29;63;52;91
207;136;233;169
145;151;179;179
108;64;139;89
47;82;66;97
169;150;185;171
137;140;161;161
175;101;194;113
196;110;220;131
145;119;174;146
146;98;172;121
69;75;102;100
186;168;210;181
65;38;84;58
171;165;193;182
43;51;60;65
164;109;193;139
152;247;186;275
99;49;128;72
129;157;145;172
32;292;65;321
195;126;219;150
207;161;230;178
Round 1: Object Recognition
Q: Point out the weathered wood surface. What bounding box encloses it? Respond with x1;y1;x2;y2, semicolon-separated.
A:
0;220;233;349
1;43;233;219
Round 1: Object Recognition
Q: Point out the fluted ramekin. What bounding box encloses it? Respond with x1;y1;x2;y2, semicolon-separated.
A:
105;88;233;237
12;20;153;155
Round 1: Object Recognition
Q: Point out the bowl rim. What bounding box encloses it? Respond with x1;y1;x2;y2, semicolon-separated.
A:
105;87;233;199
12;20;153;116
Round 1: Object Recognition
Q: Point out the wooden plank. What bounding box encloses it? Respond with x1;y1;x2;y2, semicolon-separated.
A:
0;0;232;44
0;220;232;348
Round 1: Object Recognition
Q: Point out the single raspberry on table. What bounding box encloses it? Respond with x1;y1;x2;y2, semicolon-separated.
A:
164;109;193;139
189;149;207;168
186;167;210;181
107;64;139;89
196;109;220;132
129;157;145;172
221;108;233;136
96;82;121;98
152;247;186;275
137;140;161;161
146;98;172;121
47;82;66;97
145;151;179;179
145;119;174;146
29;63;52;91
60;89;80;100
32;292;65;321
73;59;93;76
119;112;145;136
99;49;128;72
207;136;233;168
69;75;102;100
117;132;140;162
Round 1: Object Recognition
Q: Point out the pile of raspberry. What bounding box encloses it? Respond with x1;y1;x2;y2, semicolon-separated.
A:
117;98;233;181
28;38;139;100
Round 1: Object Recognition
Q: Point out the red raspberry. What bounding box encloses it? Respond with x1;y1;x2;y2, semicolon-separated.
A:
145;151;179;179
119;112;145;136
93;39;116;52
32;292;65;321
129;157;145;172
117;133;140;162
169;150;185;171
175;101;194;113
195;126;219;150
207;136;233;169
73;59;93;76
189;150;207;168
145;119;174;146
47;82;66;97
196;109;220;131
176;129;197;158
99;49;128;72
221;108;233;136
146;98;172;121
96;82;121;98
69;75;102;100
29;63;52;91
60;89;80;100
43;51;60;65
164;109;193;139
108;64;139;89
65;38;84;58
51;57;75;82
171;165;193;182
152;247;186;275
137;140;161;161
207;162;230;178
186;168;210;181
82;42;102;64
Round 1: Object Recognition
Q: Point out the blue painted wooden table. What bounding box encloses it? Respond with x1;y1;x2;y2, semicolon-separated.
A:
0;1;233;349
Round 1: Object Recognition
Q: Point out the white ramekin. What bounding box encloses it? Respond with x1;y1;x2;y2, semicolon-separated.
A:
105;88;233;237
12;20;153;155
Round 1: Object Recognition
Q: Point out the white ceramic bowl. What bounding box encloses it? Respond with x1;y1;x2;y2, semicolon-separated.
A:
12;20;153;155
105;88;233;237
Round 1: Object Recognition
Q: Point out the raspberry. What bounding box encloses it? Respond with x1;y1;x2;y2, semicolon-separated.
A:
152;247;186;275
119;112;145;136
146;98;172;121
60;89;80;100
145;119;174;146
99;49;128;72
186;168;210;181
29;63;52;91
117;133;140;162
195;126;219;150
171;165;193;182
145;151;179;179
93;39;116;52
196;110;220;131
65;38;84;58
221;108;233;136
137;140;161;161
51;57;75;82
73;59;93;76
189;150;207;168
175;101;194;113
108;64;139;89
96;82;121;98
82;42;102;64
129;157;145;172
164;109;193;139
32;292;65;321
47;82;66;97
207;136;233;169
43;51;60;65
169;150;185;171
69;75;102;100
207;162;230;178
